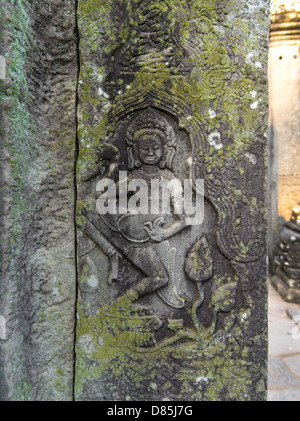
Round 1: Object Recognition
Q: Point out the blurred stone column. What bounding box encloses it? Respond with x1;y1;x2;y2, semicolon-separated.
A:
272;204;300;302
268;1;300;272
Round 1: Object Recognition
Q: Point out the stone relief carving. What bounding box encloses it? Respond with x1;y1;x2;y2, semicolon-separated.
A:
75;1;267;352
76;94;267;350
73;0;269;402
76;107;235;348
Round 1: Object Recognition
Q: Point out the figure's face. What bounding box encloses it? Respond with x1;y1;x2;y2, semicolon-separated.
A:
136;135;163;165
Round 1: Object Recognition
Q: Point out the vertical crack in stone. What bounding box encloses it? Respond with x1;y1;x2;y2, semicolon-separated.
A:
72;0;80;402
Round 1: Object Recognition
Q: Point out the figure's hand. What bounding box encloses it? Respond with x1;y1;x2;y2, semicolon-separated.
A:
143;217;165;242
98;144;120;162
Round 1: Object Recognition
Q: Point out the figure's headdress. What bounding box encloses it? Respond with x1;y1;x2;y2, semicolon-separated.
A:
125;108;176;169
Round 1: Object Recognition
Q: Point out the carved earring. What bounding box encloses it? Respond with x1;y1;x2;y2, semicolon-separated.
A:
132;145;142;168
160;146;175;170
126;147;135;169
158;145;167;169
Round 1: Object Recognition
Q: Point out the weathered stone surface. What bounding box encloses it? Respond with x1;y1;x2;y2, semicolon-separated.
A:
268;356;300;389
0;0;77;400
0;0;269;402
75;0;270;401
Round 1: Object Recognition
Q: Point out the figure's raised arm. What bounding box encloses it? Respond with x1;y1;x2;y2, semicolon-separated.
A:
81;143;121;183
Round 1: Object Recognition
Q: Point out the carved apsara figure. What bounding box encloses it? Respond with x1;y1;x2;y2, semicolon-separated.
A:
82;108;189;309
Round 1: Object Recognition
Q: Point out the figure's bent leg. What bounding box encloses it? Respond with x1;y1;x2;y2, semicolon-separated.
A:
82;214;169;300
123;246;169;300
83;218;119;283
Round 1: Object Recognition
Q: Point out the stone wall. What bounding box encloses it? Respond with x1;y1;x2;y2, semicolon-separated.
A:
0;0;77;400
0;0;270;401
